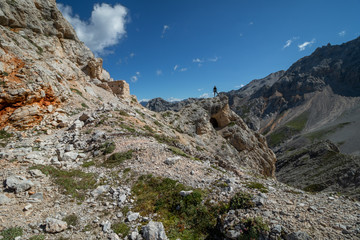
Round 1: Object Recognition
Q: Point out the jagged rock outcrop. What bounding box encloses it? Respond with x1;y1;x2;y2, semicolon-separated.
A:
0;0;129;129
144;97;199;112
162;94;276;177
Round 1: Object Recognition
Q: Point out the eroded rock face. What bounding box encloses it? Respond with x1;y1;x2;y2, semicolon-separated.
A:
0;0;129;129
107;80;130;99
163;95;276;177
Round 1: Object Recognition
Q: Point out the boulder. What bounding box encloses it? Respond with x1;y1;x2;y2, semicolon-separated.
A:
6;175;34;193
142;221;168;240
45;218;68;233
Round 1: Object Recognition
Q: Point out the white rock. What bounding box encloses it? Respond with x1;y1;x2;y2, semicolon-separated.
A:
127;212;140;222
142;221;168;240
45;218;68;233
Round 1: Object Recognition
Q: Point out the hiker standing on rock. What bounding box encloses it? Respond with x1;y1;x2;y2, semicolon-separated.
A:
213;86;218;97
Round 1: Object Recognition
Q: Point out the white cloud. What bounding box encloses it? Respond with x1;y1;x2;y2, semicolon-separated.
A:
235;84;245;88
179;68;187;72
298;39;316;51
192;58;203;63
174;65;178;71
283;39;292;49
249;21;254;25
139;99;150;103
208;57;218;62
283;37;299;49
130;76;138;82
199;93;210;98
129;53;135;58
338;30;346;37
198;88;203;92
130;72;140;82
167;97;182;102
239;33;243;37
161;25;170;38
192;56;219;66
156;70;163;76
58;3;128;55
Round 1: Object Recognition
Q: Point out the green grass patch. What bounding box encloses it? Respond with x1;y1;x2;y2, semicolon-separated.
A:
0;227;23;240
246;182;268;193
63;214;78;227
305;122;352;142
119;123;136;133
229;191;255;210
144;125;154;133
267;112;309;147
135;109;145;118
238;217;269;240
102;150;133;168
132;175;222;239
161;112;172;118
70;88;84;97
102;141;116;155
118;110;129;116
111;222;130;237
81;103;89;109
29;165;97;202
29;235;45;240
154;120;163;127
0;130;12;139
82;160;95;168
152;134;178;146
169;146;189;158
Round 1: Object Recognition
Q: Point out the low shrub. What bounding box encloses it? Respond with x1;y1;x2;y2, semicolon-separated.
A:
246;182;268;193
229;191;254;210
63;214;78;227
29;165;97;202
102;150;133;168
112;222;130;237
0;227;23;240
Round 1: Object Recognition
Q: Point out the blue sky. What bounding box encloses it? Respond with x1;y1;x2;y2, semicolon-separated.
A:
57;0;360;102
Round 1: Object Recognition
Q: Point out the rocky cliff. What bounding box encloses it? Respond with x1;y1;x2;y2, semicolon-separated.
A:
0;1;359;240
0;0;131;130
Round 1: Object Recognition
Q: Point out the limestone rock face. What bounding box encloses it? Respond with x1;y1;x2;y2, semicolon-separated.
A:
163;95;276;177
107;80;130;99
0;0;130;129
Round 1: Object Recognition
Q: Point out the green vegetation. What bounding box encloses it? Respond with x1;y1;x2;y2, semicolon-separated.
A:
306;122;351;142
303;183;326;193
111;222;130;237
154;120;163;127
267;112;309;147
0;227;23;240
135;109;145;118
229;191;255;210
118;110;129;116
161;112;172;118
81;102;89;109
0;71;9;76
102;141;116;155
63;214;78;227
246;182;268;193
0;130;12;139
82;160;95;168
118;123;136;133
29;235;45;240
169;146;189;158
132;175;222;239
29;165;97;202
238;217;269;240
102;150;133;168
227;121;237;127
70;88;83;97
152;134;178;146
144;125;154;133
